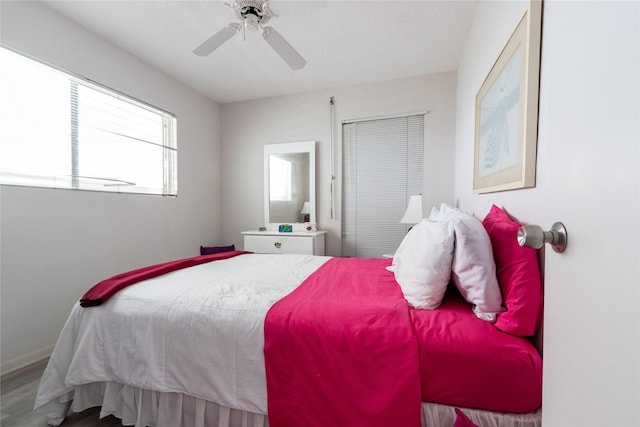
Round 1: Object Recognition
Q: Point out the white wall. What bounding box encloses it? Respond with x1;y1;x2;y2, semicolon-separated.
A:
0;2;223;373
455;1;640;425
220;73;457;256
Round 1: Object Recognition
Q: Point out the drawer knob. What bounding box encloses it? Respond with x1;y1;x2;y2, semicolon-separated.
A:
274;242;282;249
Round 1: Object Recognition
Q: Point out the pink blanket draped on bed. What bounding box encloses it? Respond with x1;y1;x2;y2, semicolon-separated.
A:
264;257;421;427
79;250;250;307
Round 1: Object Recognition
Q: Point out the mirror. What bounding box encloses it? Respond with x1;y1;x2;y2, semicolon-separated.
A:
264;141;316;231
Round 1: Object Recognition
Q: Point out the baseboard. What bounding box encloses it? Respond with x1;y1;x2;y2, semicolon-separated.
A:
1;345;54;376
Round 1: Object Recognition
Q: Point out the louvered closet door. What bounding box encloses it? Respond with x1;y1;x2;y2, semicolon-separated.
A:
342;114;424;258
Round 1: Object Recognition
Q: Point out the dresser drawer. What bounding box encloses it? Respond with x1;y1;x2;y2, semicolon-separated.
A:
244;235;315;255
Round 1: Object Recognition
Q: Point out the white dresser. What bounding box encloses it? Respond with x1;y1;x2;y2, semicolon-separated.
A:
242;230;327;255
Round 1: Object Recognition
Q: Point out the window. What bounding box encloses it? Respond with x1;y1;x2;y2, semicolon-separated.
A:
342;114;424;258
0;47;177;196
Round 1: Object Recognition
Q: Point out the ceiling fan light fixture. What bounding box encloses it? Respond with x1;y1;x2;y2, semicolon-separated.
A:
237;3;270;29
194;0;316;70
243;13;260;31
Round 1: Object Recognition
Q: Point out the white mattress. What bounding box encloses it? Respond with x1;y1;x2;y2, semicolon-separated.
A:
35;253;329;423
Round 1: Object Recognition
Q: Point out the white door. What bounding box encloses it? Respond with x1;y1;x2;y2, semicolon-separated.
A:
538;2;639;425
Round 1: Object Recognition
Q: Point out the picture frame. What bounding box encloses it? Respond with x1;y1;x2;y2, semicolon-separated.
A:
473;0;542;193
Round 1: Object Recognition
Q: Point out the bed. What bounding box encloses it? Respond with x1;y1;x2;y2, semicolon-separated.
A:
34;204;543;427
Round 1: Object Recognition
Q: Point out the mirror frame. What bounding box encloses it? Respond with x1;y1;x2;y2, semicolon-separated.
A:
264;141;316;231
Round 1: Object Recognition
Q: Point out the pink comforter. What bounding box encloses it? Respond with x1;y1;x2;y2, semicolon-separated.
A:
411;288;542;413
264;257;421;427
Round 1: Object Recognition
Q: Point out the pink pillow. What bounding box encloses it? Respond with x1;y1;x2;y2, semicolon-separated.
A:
454;408;479;427
482;205;543;336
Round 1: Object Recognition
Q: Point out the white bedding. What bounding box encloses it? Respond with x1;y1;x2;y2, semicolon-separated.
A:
35;253;329;424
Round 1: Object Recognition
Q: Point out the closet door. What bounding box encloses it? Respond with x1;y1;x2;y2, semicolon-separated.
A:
342;114;424;258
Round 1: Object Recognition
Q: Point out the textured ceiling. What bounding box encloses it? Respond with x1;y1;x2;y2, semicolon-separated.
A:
41;0;478;104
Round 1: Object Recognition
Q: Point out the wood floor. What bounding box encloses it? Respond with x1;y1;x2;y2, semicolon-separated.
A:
1;359;124;427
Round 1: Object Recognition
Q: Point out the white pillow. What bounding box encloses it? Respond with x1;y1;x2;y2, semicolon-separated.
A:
392;219;455;310
429;203;503;321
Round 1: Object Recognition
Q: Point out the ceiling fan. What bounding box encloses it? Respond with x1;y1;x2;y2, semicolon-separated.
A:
193;0;323;70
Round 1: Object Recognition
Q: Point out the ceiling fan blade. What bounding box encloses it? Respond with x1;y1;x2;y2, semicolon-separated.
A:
262;27;306;70
267;1;327;16
193;23;241;56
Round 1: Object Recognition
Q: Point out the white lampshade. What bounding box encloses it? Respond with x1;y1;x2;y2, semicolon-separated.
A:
399;195;423;224
300;201;311;215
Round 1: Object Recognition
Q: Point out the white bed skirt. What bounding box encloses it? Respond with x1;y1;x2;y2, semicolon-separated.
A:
422;402;541;427
37;381;541;427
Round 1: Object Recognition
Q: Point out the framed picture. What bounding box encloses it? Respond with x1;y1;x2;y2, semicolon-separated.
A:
473;1;542;193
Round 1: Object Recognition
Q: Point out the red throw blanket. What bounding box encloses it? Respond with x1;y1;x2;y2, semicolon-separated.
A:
79;250;250;307
264;257;421;427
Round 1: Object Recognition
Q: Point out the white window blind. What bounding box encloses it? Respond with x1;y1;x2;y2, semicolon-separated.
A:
0;47;177;196
342;114;424;258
